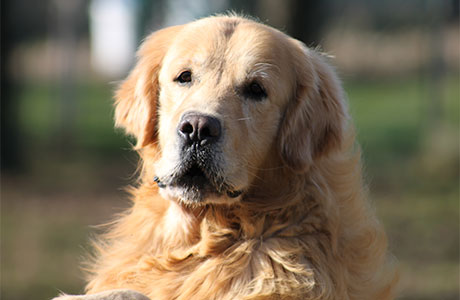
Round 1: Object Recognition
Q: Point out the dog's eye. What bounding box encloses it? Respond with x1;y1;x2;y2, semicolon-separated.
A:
245;81;267;100
175;70;192;84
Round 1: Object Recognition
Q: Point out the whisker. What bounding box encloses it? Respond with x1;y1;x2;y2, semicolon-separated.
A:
235;117;252;121
243;168;264;182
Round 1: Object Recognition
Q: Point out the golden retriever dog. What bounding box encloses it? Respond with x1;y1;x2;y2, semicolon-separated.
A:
55;15;398;300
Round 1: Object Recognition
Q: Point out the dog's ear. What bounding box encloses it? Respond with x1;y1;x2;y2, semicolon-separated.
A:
114;25;183;148
279;42;348;173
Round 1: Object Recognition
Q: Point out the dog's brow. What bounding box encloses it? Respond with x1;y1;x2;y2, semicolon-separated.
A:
192;57;205;67
248;62;280;79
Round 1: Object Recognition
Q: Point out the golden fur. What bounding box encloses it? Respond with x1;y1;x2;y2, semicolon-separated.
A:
84;15;398;299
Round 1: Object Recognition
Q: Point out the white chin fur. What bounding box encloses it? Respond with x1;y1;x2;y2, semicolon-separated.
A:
159;186;241;206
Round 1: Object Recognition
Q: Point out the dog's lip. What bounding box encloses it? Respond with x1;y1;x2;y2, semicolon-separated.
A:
179;163;210;188
155;163;215;191
153;164;243;199
226;190;242;198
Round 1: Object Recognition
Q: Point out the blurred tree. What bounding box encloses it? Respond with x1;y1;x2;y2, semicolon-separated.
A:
1;0;90;170
235;0;329;46
1;0;48;170
287;0;328;46
422;0;457;129
1;2;20;170
50;0;88;153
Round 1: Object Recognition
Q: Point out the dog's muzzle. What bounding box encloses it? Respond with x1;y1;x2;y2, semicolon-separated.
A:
154;112;242;202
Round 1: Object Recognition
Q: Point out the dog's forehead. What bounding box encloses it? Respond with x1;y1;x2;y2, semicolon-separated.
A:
163;18;288;74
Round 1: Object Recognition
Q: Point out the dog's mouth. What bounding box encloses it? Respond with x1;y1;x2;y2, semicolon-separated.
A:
177;163;210;191
155;161;242;204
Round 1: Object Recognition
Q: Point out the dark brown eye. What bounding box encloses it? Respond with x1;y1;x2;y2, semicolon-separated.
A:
245;81;267;100
175;70;192;84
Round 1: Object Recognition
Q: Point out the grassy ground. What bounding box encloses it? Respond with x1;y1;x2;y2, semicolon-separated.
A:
2;73;459;299
346;74;459;299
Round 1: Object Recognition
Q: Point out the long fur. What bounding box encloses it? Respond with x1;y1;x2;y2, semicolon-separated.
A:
85;15;398;300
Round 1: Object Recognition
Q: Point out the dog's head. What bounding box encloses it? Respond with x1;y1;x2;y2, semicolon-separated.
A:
114;16;347;205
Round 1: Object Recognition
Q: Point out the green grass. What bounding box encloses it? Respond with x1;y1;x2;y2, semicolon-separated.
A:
3;74;459;299
346;75;459;192
345;74;459;299
17;81;131;155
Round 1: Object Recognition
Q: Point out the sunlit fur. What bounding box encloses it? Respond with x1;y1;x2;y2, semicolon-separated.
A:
86;15;398;299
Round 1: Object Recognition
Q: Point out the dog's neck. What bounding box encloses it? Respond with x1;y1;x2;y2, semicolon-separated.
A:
158;165;322;257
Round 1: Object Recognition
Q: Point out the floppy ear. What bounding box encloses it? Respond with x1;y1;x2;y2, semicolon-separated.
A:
279;42;348;173
114;25;183;148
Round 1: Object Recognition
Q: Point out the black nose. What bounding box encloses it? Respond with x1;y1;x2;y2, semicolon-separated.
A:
178;112;222;146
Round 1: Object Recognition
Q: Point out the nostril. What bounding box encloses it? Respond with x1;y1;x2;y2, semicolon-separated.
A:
180;122;194;135
200;126;211;138
198;117;221;142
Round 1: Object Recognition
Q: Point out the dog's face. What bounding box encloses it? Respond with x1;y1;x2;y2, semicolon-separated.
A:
155;19;298;204
115;16;347;205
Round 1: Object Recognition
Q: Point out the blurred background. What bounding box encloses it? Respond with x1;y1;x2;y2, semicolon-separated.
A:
1;0;458;299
